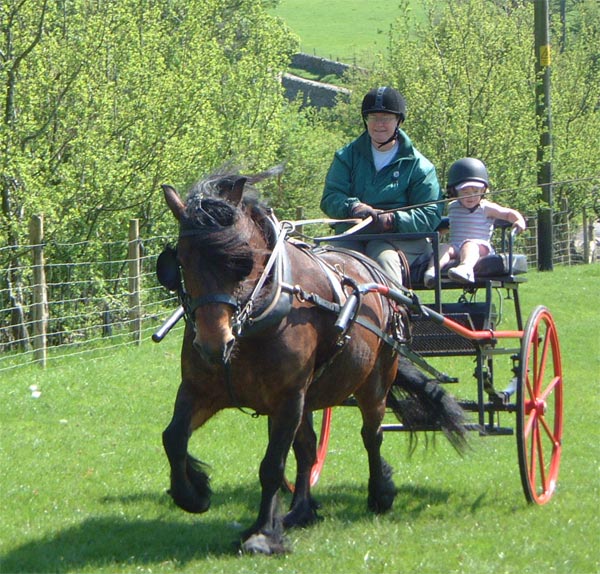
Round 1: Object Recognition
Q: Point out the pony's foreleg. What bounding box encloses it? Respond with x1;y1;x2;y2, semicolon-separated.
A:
284;411;321;528
241;397;303;555
359;401;396;513
162;383;212;514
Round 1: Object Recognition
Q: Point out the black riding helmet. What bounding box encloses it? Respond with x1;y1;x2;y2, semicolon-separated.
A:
361;87;406;148
361;86;407;122
446;157;490;197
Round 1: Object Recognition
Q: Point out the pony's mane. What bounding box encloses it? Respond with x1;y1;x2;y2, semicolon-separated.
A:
178;169;274;284
187;166;272;217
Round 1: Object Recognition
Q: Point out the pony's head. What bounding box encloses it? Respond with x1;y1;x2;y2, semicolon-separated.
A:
162;168;278;364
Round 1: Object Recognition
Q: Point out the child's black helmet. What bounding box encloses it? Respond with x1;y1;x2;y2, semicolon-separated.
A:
361;87;406;122
446;157;489;196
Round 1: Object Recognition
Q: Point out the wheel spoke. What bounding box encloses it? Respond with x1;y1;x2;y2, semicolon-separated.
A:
524;405;536;438
534;419;548;493
528;417;539;487
539;374;561;403
531;326;540;388
524;360;535;406
534;326;552;394
538;412;560;448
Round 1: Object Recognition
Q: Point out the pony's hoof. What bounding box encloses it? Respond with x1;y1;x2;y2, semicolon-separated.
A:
283;499;322;529
368;492;395;514
167;487;211;514
367;460;396;513
240;533;288;555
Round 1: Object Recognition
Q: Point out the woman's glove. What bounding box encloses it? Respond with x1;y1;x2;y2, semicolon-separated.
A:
375;212;395;232
350;202;380;219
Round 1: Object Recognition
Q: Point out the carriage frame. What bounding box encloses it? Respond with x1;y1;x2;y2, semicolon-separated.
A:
298;220;563;505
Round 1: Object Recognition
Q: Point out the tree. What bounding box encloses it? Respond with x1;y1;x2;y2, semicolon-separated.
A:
551;0;600;215
0;0;298;341
1;0;300;242
327;0;599;218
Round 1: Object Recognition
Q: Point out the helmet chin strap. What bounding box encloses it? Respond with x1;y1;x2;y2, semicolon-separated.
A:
375;124;401;149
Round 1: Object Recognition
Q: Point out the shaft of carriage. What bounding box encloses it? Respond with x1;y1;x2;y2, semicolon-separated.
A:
335;281;524;341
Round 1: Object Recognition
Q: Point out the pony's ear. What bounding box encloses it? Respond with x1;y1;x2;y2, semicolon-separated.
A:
162;184;186;221
226;176;247;206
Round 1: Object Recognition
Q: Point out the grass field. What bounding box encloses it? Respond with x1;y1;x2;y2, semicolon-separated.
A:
1;264;599;573
270;0;426;64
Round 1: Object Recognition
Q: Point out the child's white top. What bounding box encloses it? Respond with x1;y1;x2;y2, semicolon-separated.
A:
448;199;495;246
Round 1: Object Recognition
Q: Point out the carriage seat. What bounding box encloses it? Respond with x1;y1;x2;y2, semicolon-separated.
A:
410;218;528;289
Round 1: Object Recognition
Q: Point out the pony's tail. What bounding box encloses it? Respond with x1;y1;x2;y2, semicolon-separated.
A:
388;356;469;454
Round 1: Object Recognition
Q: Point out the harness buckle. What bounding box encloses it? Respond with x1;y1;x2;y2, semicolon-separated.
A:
233;300;253;336
294;285;307;302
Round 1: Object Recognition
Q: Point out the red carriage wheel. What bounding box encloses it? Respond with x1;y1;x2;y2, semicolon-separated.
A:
282;407;332;493
308;407;332;487
516;306;563;504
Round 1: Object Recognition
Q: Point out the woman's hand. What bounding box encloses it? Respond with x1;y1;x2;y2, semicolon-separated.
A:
350;202;380;219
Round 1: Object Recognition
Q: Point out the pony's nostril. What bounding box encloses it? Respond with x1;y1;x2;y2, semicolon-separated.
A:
193;337;235;365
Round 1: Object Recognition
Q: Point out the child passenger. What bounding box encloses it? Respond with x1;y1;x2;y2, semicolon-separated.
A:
423;157;526;287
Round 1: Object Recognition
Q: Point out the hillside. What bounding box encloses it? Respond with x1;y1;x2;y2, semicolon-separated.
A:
270;0;426;64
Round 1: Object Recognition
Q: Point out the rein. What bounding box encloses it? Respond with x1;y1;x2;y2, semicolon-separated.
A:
232;218;294;336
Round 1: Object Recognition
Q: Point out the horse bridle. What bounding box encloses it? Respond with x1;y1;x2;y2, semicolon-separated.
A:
184;292;239;318
159;217;292;340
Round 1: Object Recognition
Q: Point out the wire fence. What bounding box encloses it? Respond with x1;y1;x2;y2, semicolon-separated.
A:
1;208;598;373
520;204;599;266
0;220;178;373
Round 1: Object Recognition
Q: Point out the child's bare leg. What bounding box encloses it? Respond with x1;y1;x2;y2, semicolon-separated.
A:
424;244;456;287
449;242;491;284
425;244;455;274
439;244;457;269
458;241;490;268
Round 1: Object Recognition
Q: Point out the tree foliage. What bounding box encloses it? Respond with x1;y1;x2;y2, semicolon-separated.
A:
551;0;600;214
327;0;599;217
1;0;598;248
0;0;298;251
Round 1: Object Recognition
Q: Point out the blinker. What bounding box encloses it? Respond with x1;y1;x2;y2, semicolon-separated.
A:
156;246;181;292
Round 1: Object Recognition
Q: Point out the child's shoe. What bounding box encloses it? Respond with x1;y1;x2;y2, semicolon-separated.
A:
447;265;475;284
423;269;436;289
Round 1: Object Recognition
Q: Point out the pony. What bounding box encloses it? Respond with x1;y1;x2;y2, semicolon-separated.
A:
157;166;466;554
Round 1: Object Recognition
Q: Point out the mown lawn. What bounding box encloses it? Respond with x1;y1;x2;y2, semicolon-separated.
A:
270;0;426;64
1;264;599;573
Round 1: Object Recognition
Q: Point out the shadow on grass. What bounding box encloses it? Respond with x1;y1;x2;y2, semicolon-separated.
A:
2;485;258;573
2;480;483;572
313;481;458;523
1;515;240;573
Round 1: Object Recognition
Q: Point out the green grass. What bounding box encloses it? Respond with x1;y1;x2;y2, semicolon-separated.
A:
270;0;427;64
1;264;599;573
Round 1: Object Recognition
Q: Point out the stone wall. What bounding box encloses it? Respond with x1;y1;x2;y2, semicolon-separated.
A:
283;52;363;109
291;53;354;77
282;73;350;109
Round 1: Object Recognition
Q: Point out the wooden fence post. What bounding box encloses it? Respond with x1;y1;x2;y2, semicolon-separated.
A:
29;214;48;367
128;219;142;345
295;206;305;236
582;207;590;264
